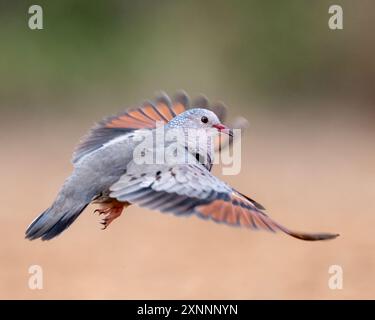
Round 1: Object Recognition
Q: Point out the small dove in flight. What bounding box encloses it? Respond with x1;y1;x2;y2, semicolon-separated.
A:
25;92;338;241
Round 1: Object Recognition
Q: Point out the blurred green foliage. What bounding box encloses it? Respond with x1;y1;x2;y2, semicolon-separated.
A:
0;0;374;114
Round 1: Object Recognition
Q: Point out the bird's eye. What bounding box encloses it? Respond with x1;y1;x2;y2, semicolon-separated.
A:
201;116;208;124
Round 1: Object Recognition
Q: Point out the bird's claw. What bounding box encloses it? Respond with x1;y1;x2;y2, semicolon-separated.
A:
93;202;126;230
100;221;108;230
94;208;110;215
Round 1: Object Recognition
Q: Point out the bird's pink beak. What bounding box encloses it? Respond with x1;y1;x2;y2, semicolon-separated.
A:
212;124;233;137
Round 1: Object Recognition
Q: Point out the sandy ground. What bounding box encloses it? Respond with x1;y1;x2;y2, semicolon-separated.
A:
1;112;374;299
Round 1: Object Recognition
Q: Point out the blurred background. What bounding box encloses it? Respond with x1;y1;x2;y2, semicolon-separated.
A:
1;0;374;299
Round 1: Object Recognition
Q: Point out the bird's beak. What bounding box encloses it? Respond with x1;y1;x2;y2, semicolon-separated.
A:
212;124;233;137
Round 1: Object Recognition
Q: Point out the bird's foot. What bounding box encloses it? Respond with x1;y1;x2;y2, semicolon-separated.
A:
99;207;122;229
94;200;130;230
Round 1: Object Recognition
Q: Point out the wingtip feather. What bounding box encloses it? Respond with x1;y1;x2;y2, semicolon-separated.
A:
284;230;339;241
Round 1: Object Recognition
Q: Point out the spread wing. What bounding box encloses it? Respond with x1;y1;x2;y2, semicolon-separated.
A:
72;91;247;164
72;92;188;164
109;162;338;241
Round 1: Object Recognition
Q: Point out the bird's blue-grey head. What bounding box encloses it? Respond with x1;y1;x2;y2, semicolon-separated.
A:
166;108;232;136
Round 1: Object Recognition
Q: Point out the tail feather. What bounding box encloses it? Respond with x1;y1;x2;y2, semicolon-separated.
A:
25;202;88;241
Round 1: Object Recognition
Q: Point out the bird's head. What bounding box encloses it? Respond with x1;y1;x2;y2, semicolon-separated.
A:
166;108;233;137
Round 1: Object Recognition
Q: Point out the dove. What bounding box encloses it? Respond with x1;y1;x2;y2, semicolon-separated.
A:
25;92;338;241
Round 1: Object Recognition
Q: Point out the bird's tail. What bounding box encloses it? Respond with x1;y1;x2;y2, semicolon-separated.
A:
25;198;89;241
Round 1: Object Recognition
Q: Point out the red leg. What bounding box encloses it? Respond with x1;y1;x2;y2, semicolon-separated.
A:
94;200;130;229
